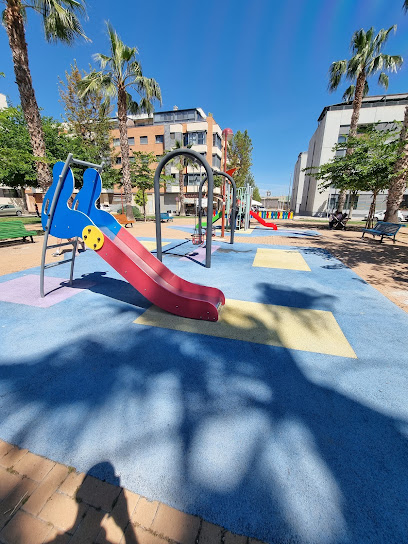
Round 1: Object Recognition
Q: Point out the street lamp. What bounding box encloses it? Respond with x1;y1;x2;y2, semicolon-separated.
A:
221;127;233;237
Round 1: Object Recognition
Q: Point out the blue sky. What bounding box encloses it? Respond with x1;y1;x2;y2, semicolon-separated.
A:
1;0;408;195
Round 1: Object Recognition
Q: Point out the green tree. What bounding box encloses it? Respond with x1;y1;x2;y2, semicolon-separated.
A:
2;0;88;190
253;186;261;202
58;60;117;188
305;124;401;227
227;130;253;188
130;151;156;221
0;106;116;197
328;26;402;212
78;22;162;221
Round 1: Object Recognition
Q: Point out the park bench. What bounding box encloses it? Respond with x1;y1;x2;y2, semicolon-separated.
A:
362;221;403;243
114;213;135;228
160;212;173;222
0;220;37;243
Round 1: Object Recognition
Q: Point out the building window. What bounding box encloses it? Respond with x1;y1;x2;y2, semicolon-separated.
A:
213;133;222;149
212;155;221;169
0;188;18;198
185;174;202;186
115;157;122;165
140;136;148;144
184;131;206;146
155;135;164;144
335;135;347;157
128;137;135;146
129;156;135;163
113;138;120;147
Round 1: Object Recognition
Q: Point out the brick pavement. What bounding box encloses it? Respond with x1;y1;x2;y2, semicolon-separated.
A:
0;440;265;544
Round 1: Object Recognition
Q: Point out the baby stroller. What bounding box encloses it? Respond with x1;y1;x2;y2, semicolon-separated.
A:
329;212;349;230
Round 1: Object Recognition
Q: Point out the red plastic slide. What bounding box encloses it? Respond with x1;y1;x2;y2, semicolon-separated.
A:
250;210;278;230
96;227;225;321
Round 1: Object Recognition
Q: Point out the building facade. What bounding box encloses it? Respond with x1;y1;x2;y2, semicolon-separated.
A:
290;152;308;213
109;107;224;215
0;93;7;110
292;93;408;217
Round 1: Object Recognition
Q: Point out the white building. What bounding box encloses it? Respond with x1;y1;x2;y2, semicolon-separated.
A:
0;93;7;110
290;152;307;213
293;93;408;216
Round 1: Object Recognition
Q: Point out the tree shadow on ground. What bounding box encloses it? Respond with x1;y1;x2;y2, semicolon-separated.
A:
1;284;408;543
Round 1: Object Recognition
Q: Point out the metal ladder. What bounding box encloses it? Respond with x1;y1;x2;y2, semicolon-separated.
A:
40;153;104;298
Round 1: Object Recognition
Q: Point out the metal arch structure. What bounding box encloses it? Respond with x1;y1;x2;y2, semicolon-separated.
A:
198;170;237;245
154;148;215;268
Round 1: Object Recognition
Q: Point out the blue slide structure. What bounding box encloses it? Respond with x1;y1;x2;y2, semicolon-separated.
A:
42;162;225;321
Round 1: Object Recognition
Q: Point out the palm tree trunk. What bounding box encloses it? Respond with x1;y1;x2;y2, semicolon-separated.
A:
117;87;134;220
349;71;366;138
4;0;51;191
365;190;378;229
385;105;408;223
179;166;185;215
336;71;366;214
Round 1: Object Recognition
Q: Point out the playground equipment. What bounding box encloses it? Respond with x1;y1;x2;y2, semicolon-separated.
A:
196;210;221;230
250;210;278;229
259;210;294;220
154;149;218;268
40;154;225;321
198;170;237;244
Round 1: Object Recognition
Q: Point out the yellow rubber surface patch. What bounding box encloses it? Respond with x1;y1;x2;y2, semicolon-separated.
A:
253;248;311;271
82;225;104;251
139;241;170;251
236;228;254;234
135;299;356;358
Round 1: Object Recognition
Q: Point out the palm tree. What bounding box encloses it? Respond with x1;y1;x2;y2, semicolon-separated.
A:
328;26;402;212
2;0;88;190
384;3;408;222
172;140;197;216
78;23;162;220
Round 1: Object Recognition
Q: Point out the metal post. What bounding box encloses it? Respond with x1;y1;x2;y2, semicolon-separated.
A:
40;153;74;297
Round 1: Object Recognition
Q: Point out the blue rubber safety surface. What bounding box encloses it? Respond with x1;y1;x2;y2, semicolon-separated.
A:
1;239;408;543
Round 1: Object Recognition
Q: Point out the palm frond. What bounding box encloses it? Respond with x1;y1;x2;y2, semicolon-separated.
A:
404;0;408;12
77;70;116;99
373;25;396;54
29;0;89;44
378;72;389;89
381;54;403;72
342;85;355;102
328;60;347;91
93;53;112;70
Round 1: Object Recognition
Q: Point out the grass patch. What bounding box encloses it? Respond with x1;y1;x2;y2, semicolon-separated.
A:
0;216;42;225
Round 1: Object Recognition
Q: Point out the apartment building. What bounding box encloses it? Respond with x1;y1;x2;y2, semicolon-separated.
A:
109;107;224;215
292;93;408;217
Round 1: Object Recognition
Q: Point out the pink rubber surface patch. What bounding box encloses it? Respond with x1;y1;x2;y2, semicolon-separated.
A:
0;275;95;308
181;244;220;263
